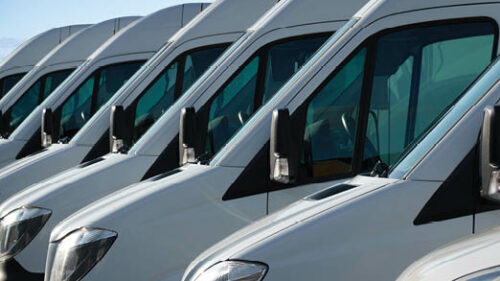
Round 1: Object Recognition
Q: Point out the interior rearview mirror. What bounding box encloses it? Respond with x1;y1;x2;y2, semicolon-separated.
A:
270;108;297;184
110;105;127;153
179;107;197;165
480;105;500;203
41;108;53;148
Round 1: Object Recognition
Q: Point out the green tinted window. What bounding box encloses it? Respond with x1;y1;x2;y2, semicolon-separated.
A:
95;62;143;109
133;61;178;142
8;80;41;131
58;61;143;141
206;56;259;154
0;73;25;98
302;48;366;177
59;75;95;139
181;46;228;93
363;22;495;169
5;69;73;134
132;45;228;143
204;35;329;157
42;69;73;100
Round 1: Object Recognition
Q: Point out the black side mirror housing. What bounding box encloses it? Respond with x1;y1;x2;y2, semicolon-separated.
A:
41;108;54;148
110;105;128;153
270;108;297;184
480;105;500;202
179;107;197;165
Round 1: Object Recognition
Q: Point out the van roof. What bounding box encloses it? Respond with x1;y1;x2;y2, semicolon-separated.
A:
87;3;209;62
35;17;139;68
0;25;89;76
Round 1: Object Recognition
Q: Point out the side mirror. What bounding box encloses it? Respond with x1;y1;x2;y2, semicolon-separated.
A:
480;105;500;202
41;108;53;148
179;107;197;165
270;109;297;184
110;105;127;153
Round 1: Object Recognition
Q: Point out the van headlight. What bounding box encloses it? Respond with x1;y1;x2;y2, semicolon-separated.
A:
47;228;117;281
0;206;52;261
194;261;268;281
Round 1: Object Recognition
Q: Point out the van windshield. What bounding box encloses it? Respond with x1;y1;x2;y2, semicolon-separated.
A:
0;73;26;98
390;57;500;179
56;61;143;142
2;69;74;136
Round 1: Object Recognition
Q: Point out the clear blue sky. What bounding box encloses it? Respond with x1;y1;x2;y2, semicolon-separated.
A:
0;0;214;59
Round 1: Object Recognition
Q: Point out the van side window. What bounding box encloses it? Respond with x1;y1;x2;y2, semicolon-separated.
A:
363;22;495;169
131;45;228;144
0;73;26;98
5;69;73;135
302;49;366;177
203;35;330;158
58;61;143;141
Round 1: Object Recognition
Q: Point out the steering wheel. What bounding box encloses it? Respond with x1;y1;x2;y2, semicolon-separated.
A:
237;111;248;125
341;113;379;164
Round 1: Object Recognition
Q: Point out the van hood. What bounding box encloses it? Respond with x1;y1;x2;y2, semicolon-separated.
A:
183;175;397;281
50;164;243;242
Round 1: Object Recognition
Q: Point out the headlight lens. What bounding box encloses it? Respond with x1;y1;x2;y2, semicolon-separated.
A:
0;206;51;261
456;265;500;281
194;261;268;281
47;228;117;281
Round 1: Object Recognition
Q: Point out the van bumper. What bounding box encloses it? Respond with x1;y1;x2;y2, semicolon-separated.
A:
0;259;44;281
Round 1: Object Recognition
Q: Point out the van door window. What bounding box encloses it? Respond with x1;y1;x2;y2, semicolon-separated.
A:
363;22;495;170
58;61;143;142
131;45;228;144
203;34;330;158
302;49;367;177
0;73;26;98
4;69;73;135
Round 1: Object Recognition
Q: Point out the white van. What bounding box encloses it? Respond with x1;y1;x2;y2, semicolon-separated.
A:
0;17;139;167
180;17;500;281
397;225;500;281
46;1;500;281
0;3;215;202
0;25;89;99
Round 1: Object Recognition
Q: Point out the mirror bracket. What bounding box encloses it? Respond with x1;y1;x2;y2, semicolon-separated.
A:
179;107;197;165
41;108;53;148
270;109;297;184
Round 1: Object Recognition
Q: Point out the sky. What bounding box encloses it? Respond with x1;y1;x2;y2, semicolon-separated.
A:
0;0;214;60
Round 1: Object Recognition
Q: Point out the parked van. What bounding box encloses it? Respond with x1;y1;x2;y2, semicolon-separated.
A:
0;3;215;201
397;225;500;281
181;33;500;281
1;0;368;280
0;25;89;99
47;1;500;281
0;17;138;167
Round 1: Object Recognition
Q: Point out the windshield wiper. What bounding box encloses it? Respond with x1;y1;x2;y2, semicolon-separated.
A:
370;160;389;178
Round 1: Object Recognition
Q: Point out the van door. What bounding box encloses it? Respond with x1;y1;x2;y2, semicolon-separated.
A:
268;19;497;212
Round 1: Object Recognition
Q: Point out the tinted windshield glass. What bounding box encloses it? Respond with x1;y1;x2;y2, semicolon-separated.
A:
131;45;228;144
0;73;25;98
58;61;143;141
203;35;330;158
391;58;500;178
3;69;73;135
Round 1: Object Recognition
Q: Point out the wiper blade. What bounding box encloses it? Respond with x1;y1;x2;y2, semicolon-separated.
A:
370;160;389;178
